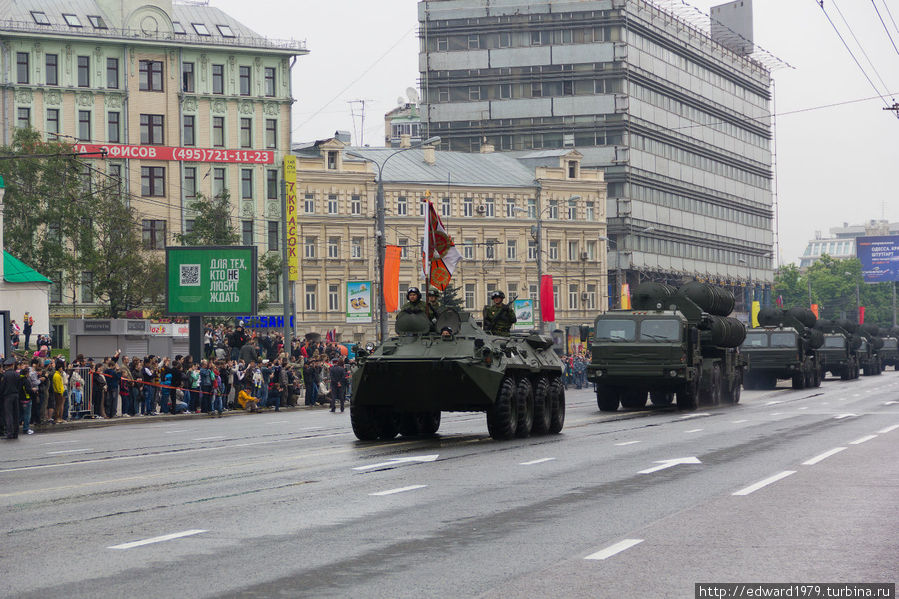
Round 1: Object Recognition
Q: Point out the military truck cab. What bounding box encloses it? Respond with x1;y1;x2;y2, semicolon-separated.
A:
879;337;899;370
741;327;820;390
818;333;858;380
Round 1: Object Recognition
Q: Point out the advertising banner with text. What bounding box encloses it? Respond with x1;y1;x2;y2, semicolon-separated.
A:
856;235;899;283
347;281;373;323
73;143;274;164
284;155;299;281
166;246;257;316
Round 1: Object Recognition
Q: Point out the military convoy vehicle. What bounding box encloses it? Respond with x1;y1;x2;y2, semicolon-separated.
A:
349;307;565;441
855;323;884;375
741;307;823;390
587;282;746;412
878;327;899;370
814;319;860;380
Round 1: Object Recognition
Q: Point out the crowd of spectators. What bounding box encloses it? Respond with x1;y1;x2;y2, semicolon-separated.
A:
1;323;355;439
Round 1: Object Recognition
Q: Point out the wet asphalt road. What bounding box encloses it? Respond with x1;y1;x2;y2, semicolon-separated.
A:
1;374;897;598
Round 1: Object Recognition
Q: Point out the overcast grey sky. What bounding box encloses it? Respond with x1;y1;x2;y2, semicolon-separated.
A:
214;0;899;269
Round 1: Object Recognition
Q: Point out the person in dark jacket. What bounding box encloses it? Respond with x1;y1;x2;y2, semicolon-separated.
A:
329;359;348;413
1;357;21;438
303;360;319;406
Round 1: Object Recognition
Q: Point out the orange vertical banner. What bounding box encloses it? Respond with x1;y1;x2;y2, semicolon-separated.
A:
384;245;402;313
620;283;632;310
810;303;819;318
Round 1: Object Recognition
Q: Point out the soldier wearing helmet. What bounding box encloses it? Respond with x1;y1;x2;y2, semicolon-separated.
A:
483;290;516;335
400;287;424;314
426;287;444;322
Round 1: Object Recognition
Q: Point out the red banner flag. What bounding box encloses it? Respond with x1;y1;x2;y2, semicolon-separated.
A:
540;275;555;323
422;196;462;291
384;245;402;313
859;306;865;324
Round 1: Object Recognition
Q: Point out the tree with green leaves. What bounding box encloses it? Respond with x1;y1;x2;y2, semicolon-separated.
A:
0;128;87;278
174;190;240;246
440;284;464;311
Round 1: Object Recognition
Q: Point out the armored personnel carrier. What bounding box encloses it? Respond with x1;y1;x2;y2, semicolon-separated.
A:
350;308;565;441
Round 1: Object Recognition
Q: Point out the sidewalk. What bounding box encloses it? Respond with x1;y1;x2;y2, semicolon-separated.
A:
29;403;336;434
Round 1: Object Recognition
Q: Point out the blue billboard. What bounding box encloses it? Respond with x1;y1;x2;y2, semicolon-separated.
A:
856;235;899;283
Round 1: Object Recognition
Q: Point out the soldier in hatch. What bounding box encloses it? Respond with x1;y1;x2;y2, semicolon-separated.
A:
426;287;444;323
400;287;424;314
483;291;517;336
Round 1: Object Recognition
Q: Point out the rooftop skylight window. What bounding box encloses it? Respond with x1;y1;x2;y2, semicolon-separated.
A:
192;23;210;36
63;14;83;27
87;15;107;29
173;21;185;34
216;24;235;37
31;11;50;25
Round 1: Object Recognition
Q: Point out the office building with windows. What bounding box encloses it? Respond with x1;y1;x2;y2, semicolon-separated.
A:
798;220;899;269
0;0;306;336
418;0;774;312
291;135;607;341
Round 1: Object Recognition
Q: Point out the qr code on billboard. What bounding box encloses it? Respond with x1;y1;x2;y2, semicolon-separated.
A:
180;264;201;287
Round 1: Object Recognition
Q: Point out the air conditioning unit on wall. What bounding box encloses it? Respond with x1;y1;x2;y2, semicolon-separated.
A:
476;204;486;215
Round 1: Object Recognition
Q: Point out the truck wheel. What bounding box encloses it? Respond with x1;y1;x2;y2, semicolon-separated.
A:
742;373;755;390
487;376;518;440
375;407;399;440
350;405;379;441
840;366;850;381
398;412;420;437
515;377;535;438
532;377;552;434
722;372;742;404
650;391;674;406
420;411;441;436
813;366;822;388
596;386;620;412
620;390;647;410
678;374;700;411
791;372;805;389
548;378;566;434
700;365;721;406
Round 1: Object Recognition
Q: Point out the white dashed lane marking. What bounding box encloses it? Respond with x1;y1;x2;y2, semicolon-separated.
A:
108;529;207;550
802;447;847;466
732;471;796;496
585;539;644;561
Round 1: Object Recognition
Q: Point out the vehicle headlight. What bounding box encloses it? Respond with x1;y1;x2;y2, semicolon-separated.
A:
669;370;677;377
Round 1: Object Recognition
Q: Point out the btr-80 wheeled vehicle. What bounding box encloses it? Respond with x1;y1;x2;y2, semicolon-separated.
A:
350;308;565;441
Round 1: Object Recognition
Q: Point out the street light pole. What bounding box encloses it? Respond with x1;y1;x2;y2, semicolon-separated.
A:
347;137;440;342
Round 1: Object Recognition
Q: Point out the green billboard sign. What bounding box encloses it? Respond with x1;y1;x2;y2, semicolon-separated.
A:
166;246;257;315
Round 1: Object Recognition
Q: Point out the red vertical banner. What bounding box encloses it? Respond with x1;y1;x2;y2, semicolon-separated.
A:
540;274;555;323
810;304;819;318
859;306;865;324
384;245;402;313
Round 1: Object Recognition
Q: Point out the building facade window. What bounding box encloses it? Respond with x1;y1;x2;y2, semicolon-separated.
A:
399;238;409;259
463;239;475;260
139;60;163;91
586;240;597;261
268;221;279;252
328;194;338;214
585;201;595;221
240;118;252;148
465;284;476;309
50;272;63;303
548;240;559;260
265;119;277;149
442;197;451;217
397;196;407;216
268;275;280;303
107;111;120;142
242;220;253;245
81;271;93;303
141;166;165;197
528;240;537;260
141;219;166;250
78;110;91;141
485;197;495;216
212;64;224;94
212;116;225;147
305;237;316;258
328;237;340;259
328;284;340;311
304;193;314;213
77;56;90;87
106;58;119;89
266;169;278;200
183;115;195;146
351;194;362;215
213;167;226;197
16;52;29;84
568;240;579;261
239;66;251;95
506;239;517;260
586;284;597;310
351;237;363;258
505;198;516;217
527;198;537;218
182;62;195;92
46;109;59;138
548;200;558;219
16;107;30;129
140;114;164;145
240;168;253;199
568;199;577;220
45;53;58;85
568;284;579;310
264;67;276;97
183;166;197;198
305;284;317;311
463;197;473;217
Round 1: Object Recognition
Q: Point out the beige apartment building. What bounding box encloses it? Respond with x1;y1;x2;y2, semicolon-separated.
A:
0;0;306;341
292;135;608;342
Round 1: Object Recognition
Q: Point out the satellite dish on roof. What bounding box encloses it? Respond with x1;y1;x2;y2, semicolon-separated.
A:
406;87;420;104
397;96;405;106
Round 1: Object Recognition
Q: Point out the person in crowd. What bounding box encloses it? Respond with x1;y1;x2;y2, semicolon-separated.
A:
141;357;157;415
70;368;85;415
239;338;259;365
237;387;259;412
159;369;173;415
187;362;201;412
483;290;516;335
259;360;272;407
199;360;213;413
329;359;347;413
303;358;319;406
211;366;224;417
229;322;249;360
22;311;33;350
400;287;424;314
91;362;107;418
19;363;36;435
104;357;122;418
50;361;66;423
1;357;21;439
9;320;20;350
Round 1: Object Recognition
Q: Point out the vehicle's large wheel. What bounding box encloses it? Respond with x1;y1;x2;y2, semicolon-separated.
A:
700;365;721;406
650;391;674;406
548;378;565;434
840;365;850;381
596;386;620;412
876;358;883;375
722;371;742;404
812;365;822;388
350;405;379;441
419;411;441;436
742;372;755;390
791;371;805;389
398;412;420;437
532;377;552;434
620;390;647;410
374;407;399;440
515;377;535;438
678;373;700;411
487;376;518;440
